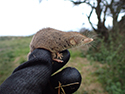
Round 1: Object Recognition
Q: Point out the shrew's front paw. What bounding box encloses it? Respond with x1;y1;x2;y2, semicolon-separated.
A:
56;52;63;59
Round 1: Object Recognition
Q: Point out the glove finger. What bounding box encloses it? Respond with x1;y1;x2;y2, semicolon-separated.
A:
43;67;82;94
52;50;70;74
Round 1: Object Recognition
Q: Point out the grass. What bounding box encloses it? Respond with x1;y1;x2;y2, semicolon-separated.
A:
0;36;107;94
0;36;32;84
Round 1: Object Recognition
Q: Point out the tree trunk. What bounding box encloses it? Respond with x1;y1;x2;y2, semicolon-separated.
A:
95;0;109;42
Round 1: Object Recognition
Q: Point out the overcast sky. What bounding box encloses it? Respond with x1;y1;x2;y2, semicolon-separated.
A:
0;0;123;36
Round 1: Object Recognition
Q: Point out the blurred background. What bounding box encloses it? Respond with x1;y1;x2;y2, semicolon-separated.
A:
0;0;125;94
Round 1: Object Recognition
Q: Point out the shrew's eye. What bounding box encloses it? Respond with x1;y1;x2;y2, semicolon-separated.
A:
82;39;84;41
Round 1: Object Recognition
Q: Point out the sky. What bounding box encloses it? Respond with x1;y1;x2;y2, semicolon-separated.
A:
0;0;124;36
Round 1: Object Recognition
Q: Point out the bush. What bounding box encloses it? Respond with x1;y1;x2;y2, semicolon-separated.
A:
85;34;125;94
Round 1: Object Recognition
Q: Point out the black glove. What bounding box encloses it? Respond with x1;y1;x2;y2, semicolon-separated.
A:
0;48;82;94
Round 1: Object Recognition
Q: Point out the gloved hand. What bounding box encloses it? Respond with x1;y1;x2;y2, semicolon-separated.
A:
0;48;82;94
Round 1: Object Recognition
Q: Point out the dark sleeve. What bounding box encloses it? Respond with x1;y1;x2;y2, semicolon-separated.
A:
0;49;52;94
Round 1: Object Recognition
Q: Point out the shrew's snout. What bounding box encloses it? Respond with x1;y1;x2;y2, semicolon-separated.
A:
84;38;93;43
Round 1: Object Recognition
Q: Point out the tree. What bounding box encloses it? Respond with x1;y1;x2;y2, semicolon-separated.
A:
108;0;125;32
70;0;125;42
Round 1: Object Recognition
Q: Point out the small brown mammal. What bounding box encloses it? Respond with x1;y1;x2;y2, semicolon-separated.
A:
29;27;93;62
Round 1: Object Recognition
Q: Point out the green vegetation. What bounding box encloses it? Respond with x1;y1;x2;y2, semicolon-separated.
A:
0;36;32;84
86;34;125;94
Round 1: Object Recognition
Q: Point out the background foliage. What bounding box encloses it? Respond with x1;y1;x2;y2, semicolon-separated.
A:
86;33;125;94
0;36;32;84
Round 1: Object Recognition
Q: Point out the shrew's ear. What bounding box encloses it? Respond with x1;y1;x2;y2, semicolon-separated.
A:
69;38;76;45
